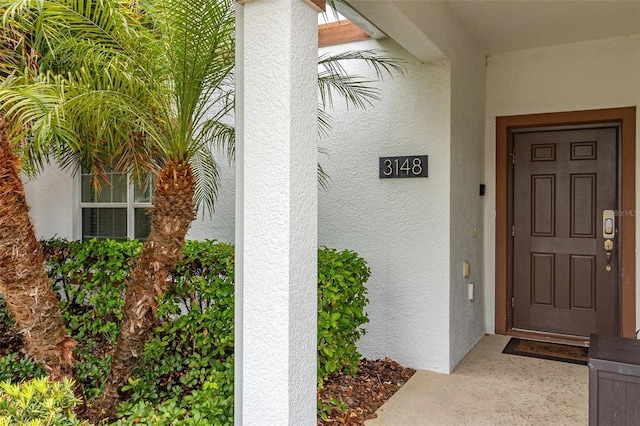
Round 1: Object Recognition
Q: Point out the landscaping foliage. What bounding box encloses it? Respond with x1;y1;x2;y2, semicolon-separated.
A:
41;238;142;400
0;353;46;385
0;377;90;426
117;241;236;424
0;239;370;423
317;247;370;384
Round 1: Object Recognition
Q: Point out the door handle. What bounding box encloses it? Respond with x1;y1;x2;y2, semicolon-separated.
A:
604;239;613;272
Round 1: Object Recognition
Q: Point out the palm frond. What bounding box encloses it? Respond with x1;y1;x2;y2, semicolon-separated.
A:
0;14;39;81
3;0;138;58
317;147;331;190
0;74;83;172
191;76;235;153
318;163;331;190
318;49;406;81
318;49;405;111
190;147;219;217
318;107;333;138
148;0;235;155
318;71;380;111
0;54;163;180
316;50;404;186
198;119;235;163
57;60;163;160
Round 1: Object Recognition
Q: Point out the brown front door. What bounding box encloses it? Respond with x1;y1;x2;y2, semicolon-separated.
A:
512;126;618;337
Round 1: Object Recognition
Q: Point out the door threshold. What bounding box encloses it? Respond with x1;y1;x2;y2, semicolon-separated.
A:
507;329;590;347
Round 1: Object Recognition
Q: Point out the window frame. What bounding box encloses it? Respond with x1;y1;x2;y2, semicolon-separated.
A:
77;171;154;241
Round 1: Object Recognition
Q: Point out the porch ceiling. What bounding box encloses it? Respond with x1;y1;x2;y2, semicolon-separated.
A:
344;0;640;61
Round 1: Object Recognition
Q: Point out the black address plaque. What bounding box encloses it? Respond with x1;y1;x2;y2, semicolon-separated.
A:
379;155;428;178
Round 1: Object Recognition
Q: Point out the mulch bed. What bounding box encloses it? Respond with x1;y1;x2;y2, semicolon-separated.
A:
318;358;416;425
0;322;415;425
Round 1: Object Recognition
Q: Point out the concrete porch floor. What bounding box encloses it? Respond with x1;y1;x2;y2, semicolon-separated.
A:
365;334;588;425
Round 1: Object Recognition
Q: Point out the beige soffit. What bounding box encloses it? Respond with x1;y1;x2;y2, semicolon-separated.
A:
345;0;640;60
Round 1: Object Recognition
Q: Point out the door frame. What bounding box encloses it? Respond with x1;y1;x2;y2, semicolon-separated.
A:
496;107;636;338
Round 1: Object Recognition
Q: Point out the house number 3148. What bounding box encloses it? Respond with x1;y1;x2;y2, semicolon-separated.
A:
379;155;428;178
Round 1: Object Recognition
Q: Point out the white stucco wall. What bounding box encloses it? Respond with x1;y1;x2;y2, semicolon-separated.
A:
23;165;75;240
318;37;453;372
358;0;488;371
409;2;488;369
447;47;487;369
484;34;640;333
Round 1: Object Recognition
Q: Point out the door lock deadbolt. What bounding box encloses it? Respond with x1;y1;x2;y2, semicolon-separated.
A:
603;210;615;238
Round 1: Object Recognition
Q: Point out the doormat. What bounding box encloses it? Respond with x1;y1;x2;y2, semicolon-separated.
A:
502;338;588;365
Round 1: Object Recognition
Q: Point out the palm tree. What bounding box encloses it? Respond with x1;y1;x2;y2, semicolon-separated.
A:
0;12;83;400
0;116;81;385
0;0;403;420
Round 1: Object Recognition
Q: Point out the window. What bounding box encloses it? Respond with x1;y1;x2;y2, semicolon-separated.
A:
80;170;154;241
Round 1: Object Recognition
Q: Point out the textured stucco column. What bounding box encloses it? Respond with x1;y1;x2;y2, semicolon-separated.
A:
235;0;319;424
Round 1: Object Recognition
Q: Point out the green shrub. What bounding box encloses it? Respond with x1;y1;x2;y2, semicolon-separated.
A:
42;238;144;399
163;240;235;360
42;238;142;342
0;377;90;426
117;241;235;424
0;239;371;422
0;353;47;384
317;247;370;384
116;357;234;425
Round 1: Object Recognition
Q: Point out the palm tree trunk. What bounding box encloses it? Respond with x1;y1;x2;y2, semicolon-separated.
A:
88;158;196;421
0;117;82;395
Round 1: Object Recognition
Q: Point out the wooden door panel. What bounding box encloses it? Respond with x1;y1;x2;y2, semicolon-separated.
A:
531;237;596;253
512;127;618;337
571;255;596;310
531;175;555;236
528;305;596;335
571;174;596;237
531;253;554;305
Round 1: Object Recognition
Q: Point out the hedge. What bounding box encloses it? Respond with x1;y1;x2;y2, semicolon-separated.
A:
0;239;370;423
